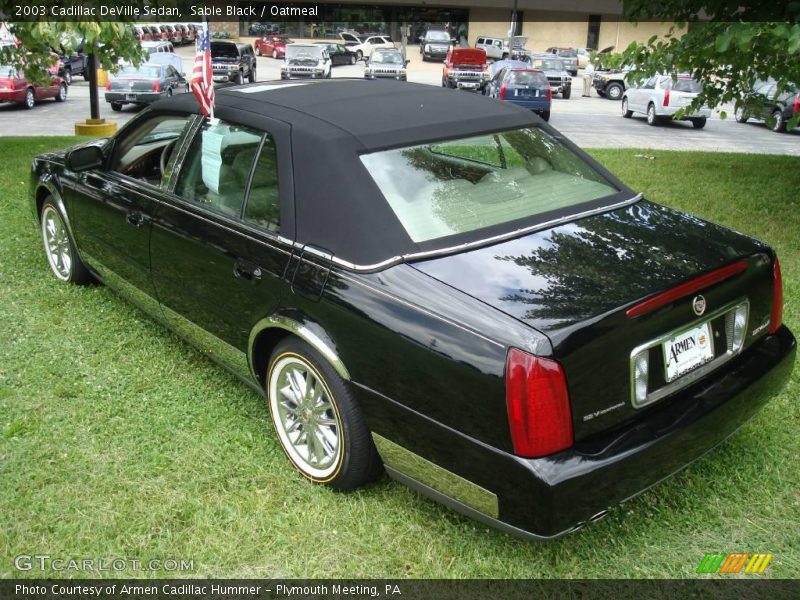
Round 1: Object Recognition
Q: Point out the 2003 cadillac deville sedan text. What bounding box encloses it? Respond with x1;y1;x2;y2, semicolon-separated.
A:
30;80;795;539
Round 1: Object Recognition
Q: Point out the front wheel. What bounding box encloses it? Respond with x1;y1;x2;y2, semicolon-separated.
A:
606;82;623;101
539;110;551;121
621;97;633;118
691;118;707;129
235;71;244;85
350;55;356;65
248;68;256;83
561;87;571;99
267;338;382;490
272;50;278;59
734;105;749;123
356;50;363;62
63;68;72;86
40;200;93;285
255;45;261;56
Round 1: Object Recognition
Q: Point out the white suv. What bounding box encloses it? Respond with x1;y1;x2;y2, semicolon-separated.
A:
621;74;712;128
475;36;509;61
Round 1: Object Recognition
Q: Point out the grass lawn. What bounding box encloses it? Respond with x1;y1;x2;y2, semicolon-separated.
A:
0;137;798;579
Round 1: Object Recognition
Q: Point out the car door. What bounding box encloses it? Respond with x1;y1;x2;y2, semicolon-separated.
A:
64;112;197;313
149;116;294;380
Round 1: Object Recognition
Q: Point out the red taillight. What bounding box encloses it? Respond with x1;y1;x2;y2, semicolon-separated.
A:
546;86;552;101
664;88;670;106
505;349;573;458
769;257;783;334
793;95;799;115
152;80;159;92
499;83;506;100
105;79;111;91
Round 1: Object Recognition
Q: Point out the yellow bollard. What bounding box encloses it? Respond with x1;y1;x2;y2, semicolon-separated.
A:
96;68;108;87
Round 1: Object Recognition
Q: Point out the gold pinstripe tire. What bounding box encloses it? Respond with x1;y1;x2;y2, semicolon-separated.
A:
266;338;382;489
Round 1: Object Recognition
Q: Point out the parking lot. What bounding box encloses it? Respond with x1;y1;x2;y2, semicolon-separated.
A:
2;41;798;154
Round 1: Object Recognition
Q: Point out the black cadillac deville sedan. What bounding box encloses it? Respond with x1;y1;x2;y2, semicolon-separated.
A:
30;80;795;540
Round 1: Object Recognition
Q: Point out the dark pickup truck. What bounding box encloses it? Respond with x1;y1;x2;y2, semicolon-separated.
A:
211;41;257;85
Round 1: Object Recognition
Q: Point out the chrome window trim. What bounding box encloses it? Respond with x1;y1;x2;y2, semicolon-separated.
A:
284;193;642;273
629;298;750;409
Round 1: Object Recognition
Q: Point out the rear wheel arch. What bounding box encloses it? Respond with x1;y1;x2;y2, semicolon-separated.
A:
248;314;351;386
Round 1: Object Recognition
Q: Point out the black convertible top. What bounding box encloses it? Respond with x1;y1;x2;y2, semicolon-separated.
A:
152;80;631;268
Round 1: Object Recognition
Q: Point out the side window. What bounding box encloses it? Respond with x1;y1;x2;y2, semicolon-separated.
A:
477;37;485;45
243;136;281;232
109;113;194;185
174;121;263;218
642;76;657;89
166;65;177;78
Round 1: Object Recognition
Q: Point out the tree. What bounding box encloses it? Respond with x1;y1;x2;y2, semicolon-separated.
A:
0;20;145;120
614;1;800;127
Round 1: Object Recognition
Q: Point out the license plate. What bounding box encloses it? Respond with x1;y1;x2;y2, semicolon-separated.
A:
515;89;536;97
663;322;714;382
125;94;137;102
459;82;478;89
213;76;228;82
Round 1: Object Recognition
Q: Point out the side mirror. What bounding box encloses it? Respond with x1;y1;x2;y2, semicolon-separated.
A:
67;145;104;172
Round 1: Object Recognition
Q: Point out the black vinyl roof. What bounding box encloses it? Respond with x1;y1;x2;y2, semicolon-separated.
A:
152;80;630;268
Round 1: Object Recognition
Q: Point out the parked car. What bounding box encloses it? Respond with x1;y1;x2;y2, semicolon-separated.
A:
172;24;192;45
364;48;409;81
420;29;452;62
486;67;551;120
211;41;256;84
31;79;793;540
593;67;629;100
545;47;579;76
314;43;358;66
338;32;394;62
104;63;188;111
145;26;164;42
281;44;332;79
0;63;67;109
50;34;89;86
736;79;800;133
442;47;488;91
528;56;571;99
488;58;529;79
142;41;176;55
622;74;711;128
475;36;509;61
133;26;150;42
254;35;292;59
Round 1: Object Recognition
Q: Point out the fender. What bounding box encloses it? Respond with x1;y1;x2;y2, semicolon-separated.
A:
248;311;350;382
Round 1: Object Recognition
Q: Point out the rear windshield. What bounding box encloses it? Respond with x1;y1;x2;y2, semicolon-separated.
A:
665;78;703;93
360;128;618;243
117;66;161;78
508;70;548;86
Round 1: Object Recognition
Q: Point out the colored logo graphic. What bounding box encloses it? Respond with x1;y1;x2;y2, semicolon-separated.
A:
696;553;773;574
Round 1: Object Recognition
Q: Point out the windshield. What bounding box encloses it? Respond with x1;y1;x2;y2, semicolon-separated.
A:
360;128;618;243
286;46;322;62
531;59;564;71
508;70;548;86
117;65;161;78
664;78;703;93
211;43;239;58
425;31;450;42
373;52;403;64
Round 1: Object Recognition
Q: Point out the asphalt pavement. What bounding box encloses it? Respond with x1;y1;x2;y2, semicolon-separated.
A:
2;42;797;154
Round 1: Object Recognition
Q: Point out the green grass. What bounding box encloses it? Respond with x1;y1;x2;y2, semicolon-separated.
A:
0;138;798;579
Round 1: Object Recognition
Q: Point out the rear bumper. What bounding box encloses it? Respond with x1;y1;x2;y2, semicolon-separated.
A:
104;92;164;105
503;98;550;112
361;326;795;539
0;90;25;103
658;105;713;118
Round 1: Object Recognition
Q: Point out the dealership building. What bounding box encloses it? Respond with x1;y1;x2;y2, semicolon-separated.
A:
216;0;674;52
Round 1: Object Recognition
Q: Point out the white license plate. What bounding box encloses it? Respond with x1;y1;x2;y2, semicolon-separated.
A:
663;322;714;382
125;94;137;102
459;82;478;88
213;76;228;82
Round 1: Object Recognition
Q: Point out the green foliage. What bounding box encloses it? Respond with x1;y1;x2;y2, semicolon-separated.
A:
619;3;800;127
1;138;799;577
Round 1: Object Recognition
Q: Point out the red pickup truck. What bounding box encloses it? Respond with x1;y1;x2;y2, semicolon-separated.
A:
442;47;488;92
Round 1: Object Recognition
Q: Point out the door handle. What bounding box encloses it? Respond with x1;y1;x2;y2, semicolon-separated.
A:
125;211;149;228
233;259;262;281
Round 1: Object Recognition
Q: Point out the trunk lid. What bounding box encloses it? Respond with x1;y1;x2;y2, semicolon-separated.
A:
411;201;776;440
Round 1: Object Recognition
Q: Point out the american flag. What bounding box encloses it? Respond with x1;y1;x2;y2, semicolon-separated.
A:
190;21;214;117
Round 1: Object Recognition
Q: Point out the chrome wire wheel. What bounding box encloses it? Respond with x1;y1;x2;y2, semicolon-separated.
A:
41;205;72;281
269;354;343;480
